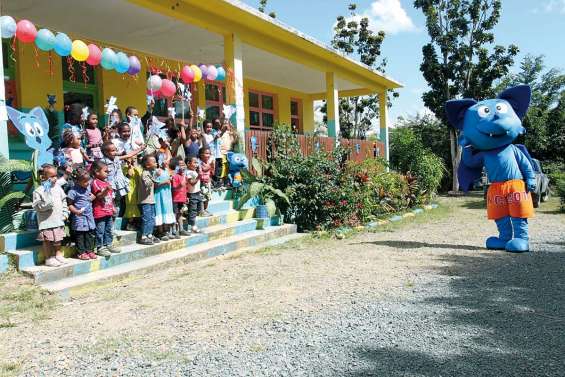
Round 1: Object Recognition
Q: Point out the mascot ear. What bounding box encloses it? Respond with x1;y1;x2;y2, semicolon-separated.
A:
445;99;476;130
497;85;531;119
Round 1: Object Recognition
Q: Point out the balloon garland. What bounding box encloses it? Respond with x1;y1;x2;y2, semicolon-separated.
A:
0;15;227;96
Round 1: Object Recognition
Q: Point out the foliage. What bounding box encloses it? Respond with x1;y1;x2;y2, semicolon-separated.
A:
495;55;565;162
414;0;519;191
389;127;445;199
258;0;276;18
0;154;32;234
542;160;565;185
553;173;565;212
320;3;397;139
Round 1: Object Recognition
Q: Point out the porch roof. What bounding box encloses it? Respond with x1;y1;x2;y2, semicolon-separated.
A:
5;0;402;96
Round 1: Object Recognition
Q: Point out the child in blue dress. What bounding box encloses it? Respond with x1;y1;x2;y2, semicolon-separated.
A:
67;168;97;260
154;152;176;240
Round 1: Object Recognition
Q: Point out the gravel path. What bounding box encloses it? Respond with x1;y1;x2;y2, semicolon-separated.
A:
1;197;564;376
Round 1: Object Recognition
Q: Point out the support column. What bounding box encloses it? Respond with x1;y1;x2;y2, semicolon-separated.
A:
196;80;206;112
378;90;389;163
224;33;246;150
0;25;9;158
325;72;340;138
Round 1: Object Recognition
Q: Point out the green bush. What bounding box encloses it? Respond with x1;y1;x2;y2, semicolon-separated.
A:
553;172;565;212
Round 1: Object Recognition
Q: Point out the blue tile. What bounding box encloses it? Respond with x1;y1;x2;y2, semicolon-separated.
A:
0;255;9;273
389;215;403;222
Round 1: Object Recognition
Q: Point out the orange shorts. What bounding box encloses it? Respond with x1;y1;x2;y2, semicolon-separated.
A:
486;179;534;220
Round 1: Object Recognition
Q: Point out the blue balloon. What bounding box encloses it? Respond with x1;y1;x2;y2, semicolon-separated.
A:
35;29;55;51
54;33;72;57
216;66;226;81
101;48;117;70
114;52;130;74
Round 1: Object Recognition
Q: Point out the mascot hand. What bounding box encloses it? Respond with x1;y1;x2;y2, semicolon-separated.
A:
526;179;536;193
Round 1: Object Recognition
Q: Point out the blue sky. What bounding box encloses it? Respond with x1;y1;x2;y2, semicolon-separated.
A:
241;0;565;126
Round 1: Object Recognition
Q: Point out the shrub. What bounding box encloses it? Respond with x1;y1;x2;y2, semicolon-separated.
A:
553;172;565;212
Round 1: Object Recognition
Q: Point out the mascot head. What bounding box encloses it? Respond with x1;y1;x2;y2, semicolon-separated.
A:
6;106;52;152
227;152;248;173
445;85;531;151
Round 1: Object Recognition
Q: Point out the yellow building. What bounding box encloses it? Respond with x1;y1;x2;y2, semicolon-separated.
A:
3;0;401;160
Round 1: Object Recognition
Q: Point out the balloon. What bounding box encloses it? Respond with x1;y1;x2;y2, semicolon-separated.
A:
216;66;226;81
86;44;102;66
160;79;176;97
100;48;117;70
147;75;162;91
71;40;89;62
0;16;17;39
190;65;202;82
114;52;129;74
199;64;208;77
54;33;72;56
127;56;141;75
207;65;218;81
35;29;55;51
180;65;194;83
16;20;37;44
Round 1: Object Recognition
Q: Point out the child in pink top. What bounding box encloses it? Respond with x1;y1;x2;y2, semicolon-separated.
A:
62;130;89;166
198;147;214;217
170;157;191;237
90;160;119;256
85;113;103;159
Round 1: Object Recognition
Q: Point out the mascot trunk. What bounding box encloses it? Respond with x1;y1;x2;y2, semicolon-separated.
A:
445;85;535;253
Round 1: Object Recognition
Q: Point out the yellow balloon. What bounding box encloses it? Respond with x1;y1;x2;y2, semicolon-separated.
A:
190;64;202;82
71;40;89;62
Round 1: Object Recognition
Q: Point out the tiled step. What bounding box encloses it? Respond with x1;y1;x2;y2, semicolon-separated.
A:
22;219;259;284
41;224;298;298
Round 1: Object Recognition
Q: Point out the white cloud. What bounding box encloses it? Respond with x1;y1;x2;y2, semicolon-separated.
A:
347;0;417;35
532;0;565;14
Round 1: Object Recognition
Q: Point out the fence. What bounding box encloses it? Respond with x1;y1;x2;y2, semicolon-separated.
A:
244;130;384;163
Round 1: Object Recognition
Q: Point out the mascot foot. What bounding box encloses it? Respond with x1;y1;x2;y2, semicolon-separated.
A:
505;238;529;253
486;236;508;250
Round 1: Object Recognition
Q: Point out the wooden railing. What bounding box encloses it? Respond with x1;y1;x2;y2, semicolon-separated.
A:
244;130;384;163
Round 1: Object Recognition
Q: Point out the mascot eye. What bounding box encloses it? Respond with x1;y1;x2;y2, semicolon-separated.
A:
495;103;508;114
477;106;490;118
33;122;44;136
24;122;35;137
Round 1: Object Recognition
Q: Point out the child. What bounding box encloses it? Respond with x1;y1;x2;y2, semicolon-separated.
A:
198;147;214;217
170;157;191;237
125;106;145;151
208;120;223;187
186;156;203;234
184;127;203;160
220;120;237;185
61;103;83;140
137;154;159;245
101;141;144;217
90;160;119;256
103;108;122;141
33;164;70;267
84;113;103;160
112;122;135;156
67;168;97;260
154;152;176;240
62;130;89;166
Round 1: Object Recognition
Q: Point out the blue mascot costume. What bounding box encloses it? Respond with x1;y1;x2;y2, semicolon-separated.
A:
445;85;536;253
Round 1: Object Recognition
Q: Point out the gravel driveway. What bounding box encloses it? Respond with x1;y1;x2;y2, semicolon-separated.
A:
1;197;564;376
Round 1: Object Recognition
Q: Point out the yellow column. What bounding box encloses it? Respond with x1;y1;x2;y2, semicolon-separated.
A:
224;33;245;147
378;90;389;163
302;98;314;134
196;80;206;113
325;72;339;138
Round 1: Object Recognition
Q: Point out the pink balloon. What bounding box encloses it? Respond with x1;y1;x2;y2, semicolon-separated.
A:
86;44;102;66
207;65;218;81
160;79;176;97
16;19;37;43
146;89;163;99
181;65;194;83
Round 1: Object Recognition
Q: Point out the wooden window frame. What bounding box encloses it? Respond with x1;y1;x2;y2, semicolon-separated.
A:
205;81;226;120
290;98;302;134
249;90;276;130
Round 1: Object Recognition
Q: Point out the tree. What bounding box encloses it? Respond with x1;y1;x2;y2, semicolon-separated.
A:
495;55;565;161
324;3;396;139
258;0;276;18
414;0;519;191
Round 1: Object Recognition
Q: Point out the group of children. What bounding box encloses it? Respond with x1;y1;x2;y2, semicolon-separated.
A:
33;102;238;267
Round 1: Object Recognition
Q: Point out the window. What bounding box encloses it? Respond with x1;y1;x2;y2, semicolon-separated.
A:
290;99;302;134
62;58;99;121
147;73;195;120
249;91;275;130
205;82;226;120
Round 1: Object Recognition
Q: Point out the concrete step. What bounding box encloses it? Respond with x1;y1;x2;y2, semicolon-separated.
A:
22;219;260;284
41;224;298;298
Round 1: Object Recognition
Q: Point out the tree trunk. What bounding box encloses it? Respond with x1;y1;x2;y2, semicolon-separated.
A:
449;128;461;192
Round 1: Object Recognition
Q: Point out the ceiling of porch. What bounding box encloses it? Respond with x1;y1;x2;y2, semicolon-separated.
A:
6;0;369;94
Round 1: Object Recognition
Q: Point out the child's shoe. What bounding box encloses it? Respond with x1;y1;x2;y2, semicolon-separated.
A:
150;235;161;244
77;253;90;261
179;229;191;237
126;223;137;231
55;255;68;264
87;252;98;260
107;244;121;254
97;247;112;257
45;257;61;267
191;226;201;234
139;236;153;245
159;235;170;241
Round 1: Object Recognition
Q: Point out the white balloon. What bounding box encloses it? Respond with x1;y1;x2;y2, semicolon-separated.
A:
0;16;17;39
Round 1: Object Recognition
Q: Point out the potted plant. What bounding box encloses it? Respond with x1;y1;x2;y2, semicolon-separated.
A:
237;158;289;219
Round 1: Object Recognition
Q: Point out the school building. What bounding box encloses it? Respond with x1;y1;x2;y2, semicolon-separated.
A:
2;0;402;161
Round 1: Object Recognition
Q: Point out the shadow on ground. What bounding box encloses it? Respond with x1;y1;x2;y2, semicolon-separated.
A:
355;240;481;252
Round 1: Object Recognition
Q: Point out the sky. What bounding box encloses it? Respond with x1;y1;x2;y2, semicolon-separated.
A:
241;0;565;127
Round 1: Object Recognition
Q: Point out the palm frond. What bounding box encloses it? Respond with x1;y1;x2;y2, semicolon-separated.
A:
0;153;33;174
0;191;26;233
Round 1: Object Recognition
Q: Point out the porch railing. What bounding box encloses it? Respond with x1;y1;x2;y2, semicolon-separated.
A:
244;130;384;163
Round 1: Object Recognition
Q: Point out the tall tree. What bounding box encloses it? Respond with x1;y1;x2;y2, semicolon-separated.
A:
258;0;276;18
325;3;396;139
495;55;565;161
414;0;519;191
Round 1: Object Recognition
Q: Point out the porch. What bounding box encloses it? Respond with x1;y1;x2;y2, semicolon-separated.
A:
3;0;401;160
